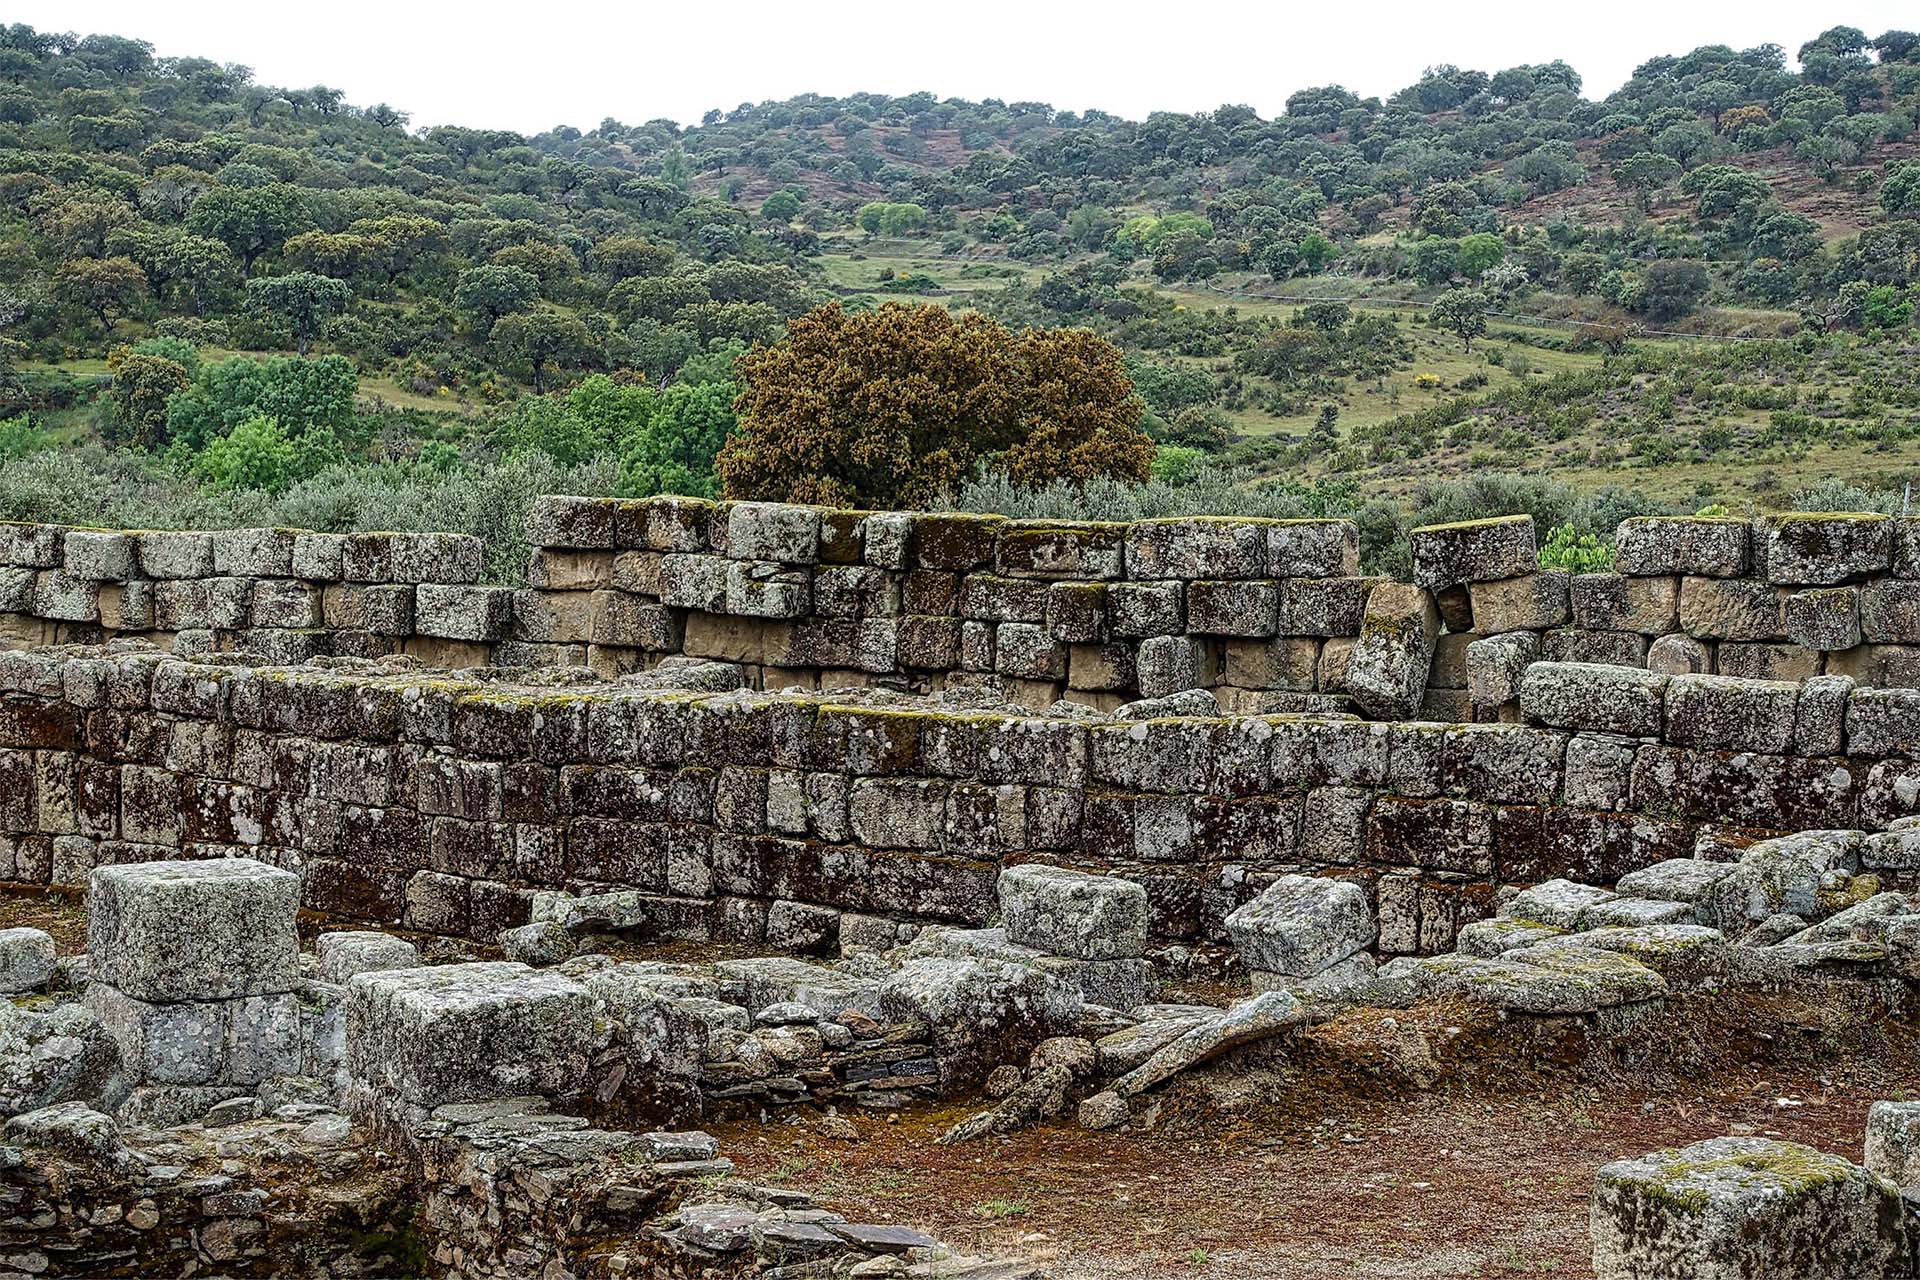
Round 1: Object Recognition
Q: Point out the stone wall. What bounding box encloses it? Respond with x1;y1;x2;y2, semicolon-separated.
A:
1;642;1916;956
0;500;1372;710
5;504;1920;715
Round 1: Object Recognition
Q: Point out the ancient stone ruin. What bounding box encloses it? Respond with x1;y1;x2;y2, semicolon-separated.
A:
2;497;1920;1274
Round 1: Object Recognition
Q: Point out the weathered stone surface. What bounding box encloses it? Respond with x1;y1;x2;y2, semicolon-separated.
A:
877;957;1080;1088
1614;518;1750;577
1764;513;1893;586
1865;1100;1920;1191
727;502;821;565
1224;874;1375;978
1783;587;1861;651
1465;632;1540;713
1591;1137;1903;1280
998;864;1147;961
314;932;422;985
1518;663;1666;737
1387;944;1665;1014
0;926;55;994
1347;583;1439;720
89;860;300;1002
1860;580;1920;645
526;496;617;549
1663;674;1799;754
87;981;300;1086
1125;518;1268;580
1846;687;1920;757
1409;516;1537;591
1572;573;1681;634
346;961;602;1108
1616;859;1738;904
1679;577;1783;641
0;1000;124;1114
1468;573;1570;633
1506;879;1617;929
1646;634;1709;676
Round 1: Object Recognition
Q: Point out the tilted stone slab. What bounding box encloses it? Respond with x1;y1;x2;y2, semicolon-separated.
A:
1614;858;1738;904
1386;944;1666;1015
1224;873;1375;978
88;859;300;1003
1346;583;1438;720
1591;1137;1903;1280
1111;989;1307;1096
998;864;1147;961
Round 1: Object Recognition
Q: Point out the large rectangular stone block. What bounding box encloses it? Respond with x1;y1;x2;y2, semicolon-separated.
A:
88;859;300;1002
1469;572;1571;633
1266;520;1360;577
1570;573;1679;634
727;501;821;564
999;863;1147;960
1763;513;1892;585
63;530;136;581
211;527;297;576
1125;518;1269;580
1612;517;1749;577
1663;674;1799;754
1678;577;1782;641
1591;1137;1901;1280
345;961;600;1107
1408;516;1536;591
415;584;513;641
1518;662;1667;737
1186;579;1278;636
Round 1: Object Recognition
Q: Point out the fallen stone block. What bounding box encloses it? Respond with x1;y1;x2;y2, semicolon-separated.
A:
0;927;55;994
1387;944;1666;1015
346;961;604;1109
1455;916;1566;958
1526;924;1729;987
1505;879;1617;929
877;957;1080;1088
897;926;1155;1011
88;860;300;1003
1615;859;1738;904
998;864;1147;961
1224;874;1375;978
1865;1100;1920;1191
1591;1136;1902;1280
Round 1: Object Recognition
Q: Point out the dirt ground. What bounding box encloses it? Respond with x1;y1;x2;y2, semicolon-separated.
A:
712;1002;1920;1280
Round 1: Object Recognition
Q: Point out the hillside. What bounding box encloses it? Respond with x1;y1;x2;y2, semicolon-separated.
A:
0;20;1917;559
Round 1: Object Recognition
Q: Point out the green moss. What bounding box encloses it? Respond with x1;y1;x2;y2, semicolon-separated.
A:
1410;514;1531;535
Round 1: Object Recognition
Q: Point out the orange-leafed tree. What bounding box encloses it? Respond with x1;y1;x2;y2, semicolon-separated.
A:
716;302;1151;508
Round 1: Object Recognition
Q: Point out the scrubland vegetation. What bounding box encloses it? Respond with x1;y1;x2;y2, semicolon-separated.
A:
2;19;1919;577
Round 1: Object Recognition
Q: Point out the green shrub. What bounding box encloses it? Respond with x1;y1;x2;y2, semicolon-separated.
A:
1538;521;1614;571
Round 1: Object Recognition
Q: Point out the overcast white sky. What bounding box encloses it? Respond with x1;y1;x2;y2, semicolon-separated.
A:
20;1;1920;133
